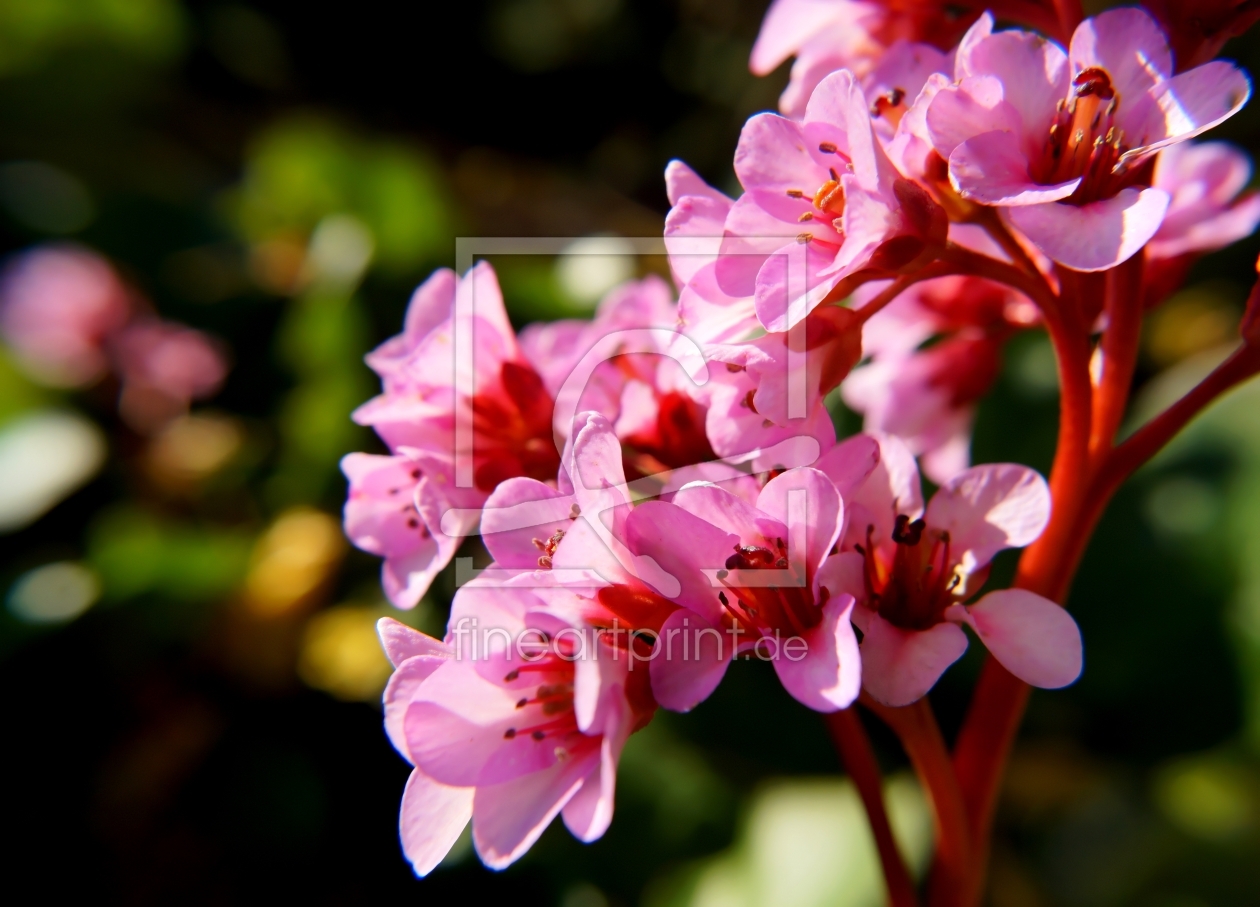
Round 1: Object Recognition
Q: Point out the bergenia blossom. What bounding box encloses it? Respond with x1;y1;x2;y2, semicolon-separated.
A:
723;69;946;333
832;435;1082;706
620;439;883;713
842;275;1032;483
1148;140;1260;262
519;276;717;479
926;7;1250;271
378;581;652;875
750;0;973;117
0;244;131;387
112;319;229;432
345;263;560;607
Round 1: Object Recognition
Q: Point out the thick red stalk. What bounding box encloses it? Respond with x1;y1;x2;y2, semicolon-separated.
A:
827;709;921;907
1089;256;1146;461
864;695;971;907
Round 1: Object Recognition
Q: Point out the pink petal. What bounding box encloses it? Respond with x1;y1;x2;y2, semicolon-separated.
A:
1006;188;1171;271
751;235;845;333
624;500;742;623
366;268;456;378
378;617;450;668
1069;7;1171;101
481;478;573;569
860;615;968;707
671;482;778;541
1121;62;1251;161
952;12;994;78
959;28;1068;137
1151;192;1260;259
383;651;451;758
749;0;844;74
573;638;626;734
733;113;831;207
758;467;843;583
804;69;887;188
952;589;1083;688
650;609;731;712
841;432;924;551
562;702;629;842
399;768;474;877
472;748;600;869
814;432;881;501
815;551;865;603
667;196;732;285
925;463;1050;574
665;159;732;208
926;76;1021;159
772;591;861;711
950;130;1080;205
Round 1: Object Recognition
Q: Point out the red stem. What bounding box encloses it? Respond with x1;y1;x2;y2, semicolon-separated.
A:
1096;342;1260;496
1089;256;1145;462
827;709;921;907
864;695;971;907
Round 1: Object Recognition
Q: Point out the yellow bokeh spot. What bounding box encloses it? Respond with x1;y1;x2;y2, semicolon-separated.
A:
1146;284;1241;368
298;605;392;701
242;507;344;616
1154;757;1255;841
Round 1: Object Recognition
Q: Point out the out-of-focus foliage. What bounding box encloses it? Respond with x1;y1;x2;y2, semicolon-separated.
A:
0;0;185;75
2;2;1260;906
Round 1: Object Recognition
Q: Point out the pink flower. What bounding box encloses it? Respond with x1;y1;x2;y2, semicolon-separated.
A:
721;69;946;333
355;263;560;491
663;161;860;465
926;8;1250;271
112;319;229;432
377;581;654;874
619;447;881;713
342;453;462;609
519;276;718;479
1148;141;1260;261
0;244;131;387
833;435;1082;706
750;0;972;118
842;275;1030;483
346;263;562;606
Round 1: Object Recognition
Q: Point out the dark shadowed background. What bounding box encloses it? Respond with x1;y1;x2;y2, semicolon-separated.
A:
3;2;1260;905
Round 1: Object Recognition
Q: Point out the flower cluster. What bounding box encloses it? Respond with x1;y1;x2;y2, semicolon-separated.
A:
345;2;1260;882
0;243;229;431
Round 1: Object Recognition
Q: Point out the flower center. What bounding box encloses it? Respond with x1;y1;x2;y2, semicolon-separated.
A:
471;360;562;491
502;655;584;756
714;541;825;638
871;87;908;129
858;514;960;630
1034;67;1135;206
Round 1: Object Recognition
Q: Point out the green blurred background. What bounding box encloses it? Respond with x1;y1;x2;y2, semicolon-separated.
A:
3;1;1260;904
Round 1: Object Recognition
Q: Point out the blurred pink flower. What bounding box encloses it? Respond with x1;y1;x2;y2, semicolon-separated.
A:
0;244;132;387
750;0;972;118
1148;141;1260;261
926;8;1250;271
112;319;229;432
830;435;1080;706
842;275;1030;483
